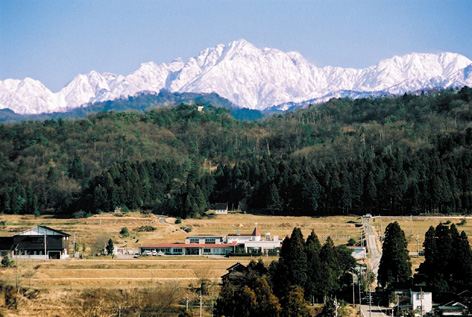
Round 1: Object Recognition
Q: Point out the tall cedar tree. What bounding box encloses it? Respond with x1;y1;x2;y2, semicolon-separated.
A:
305;230;323;302
319;237;340;296
272;228;307;298
378;222;412;288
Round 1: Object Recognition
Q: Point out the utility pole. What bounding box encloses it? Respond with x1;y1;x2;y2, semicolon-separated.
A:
334;297;339;317
358;266;362;315
200;291;202;317
417;233;419;258
369;287;372;317
352;274;355;306
44;231;47;261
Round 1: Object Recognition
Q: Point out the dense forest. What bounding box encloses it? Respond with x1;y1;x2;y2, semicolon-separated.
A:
0;87;472;217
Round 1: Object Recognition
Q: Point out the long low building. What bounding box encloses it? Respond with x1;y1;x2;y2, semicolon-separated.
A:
139;225;282;256
139;242;238;255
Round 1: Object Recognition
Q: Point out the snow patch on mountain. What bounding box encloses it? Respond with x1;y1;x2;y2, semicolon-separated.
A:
1;40;471;114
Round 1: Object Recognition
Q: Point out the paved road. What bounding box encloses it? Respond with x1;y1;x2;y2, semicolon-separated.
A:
361;303;388;317
363;217;382;277
361;217;386;317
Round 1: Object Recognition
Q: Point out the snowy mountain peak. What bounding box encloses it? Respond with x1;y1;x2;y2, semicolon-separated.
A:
1;40;471;114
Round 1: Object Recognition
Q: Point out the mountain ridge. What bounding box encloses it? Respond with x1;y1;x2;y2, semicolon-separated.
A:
1;39;471;114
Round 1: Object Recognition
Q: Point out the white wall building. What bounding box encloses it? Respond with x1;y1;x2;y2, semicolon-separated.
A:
411;290;432;316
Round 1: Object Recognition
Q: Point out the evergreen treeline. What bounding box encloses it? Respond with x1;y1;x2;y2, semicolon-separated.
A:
417;223;472;292
1;87;472;216
214;228;356;317
377;221;472;295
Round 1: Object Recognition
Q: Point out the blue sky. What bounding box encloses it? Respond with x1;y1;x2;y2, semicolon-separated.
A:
1;0;471;92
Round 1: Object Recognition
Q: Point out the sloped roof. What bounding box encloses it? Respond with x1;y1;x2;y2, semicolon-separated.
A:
0;237;13;250
226;262;246;271
214;203;228;210
251;226;261;236
14;226;70;237
141;242;238;248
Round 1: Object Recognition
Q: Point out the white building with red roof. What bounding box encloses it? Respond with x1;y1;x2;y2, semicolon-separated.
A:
139;241;237;256
139;224;282;256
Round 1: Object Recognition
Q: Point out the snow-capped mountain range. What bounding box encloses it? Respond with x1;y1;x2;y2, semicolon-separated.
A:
1;39;472;114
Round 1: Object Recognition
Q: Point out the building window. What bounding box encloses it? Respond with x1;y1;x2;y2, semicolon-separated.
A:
204;248;211;253
173;248;183;254
190;238;199;243
205;238;216;244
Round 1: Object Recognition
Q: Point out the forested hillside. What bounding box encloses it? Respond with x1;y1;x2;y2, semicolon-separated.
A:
1;87;471;217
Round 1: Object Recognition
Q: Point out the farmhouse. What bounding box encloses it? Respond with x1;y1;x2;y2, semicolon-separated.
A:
221;262;248;284
1;226;70;260
214;203;228;214
396;288;433;316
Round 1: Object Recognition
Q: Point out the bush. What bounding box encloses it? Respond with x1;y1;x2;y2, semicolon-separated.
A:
1;257;14;267
136;226;156;232
120;227;130;237
73;210;87;219
180;226;192;233
347;238;356;246
175;217;182;224
458;219;467;226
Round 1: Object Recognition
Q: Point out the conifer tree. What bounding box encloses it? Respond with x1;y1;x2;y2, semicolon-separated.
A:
281;285;311;317
418;226;436;282
305;230;323;302
253;276;281;317
454;231;472;285
106;239;114;256
378;222;411;288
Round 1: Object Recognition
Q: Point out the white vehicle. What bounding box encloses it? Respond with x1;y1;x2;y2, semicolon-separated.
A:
157;251;164;256
152;250;157;256
142;250;151;256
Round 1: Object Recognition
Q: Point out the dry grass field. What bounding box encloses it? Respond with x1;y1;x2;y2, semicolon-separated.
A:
0;212;364;256
1;212;469;316
0;212;365;316
372;215;472;253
